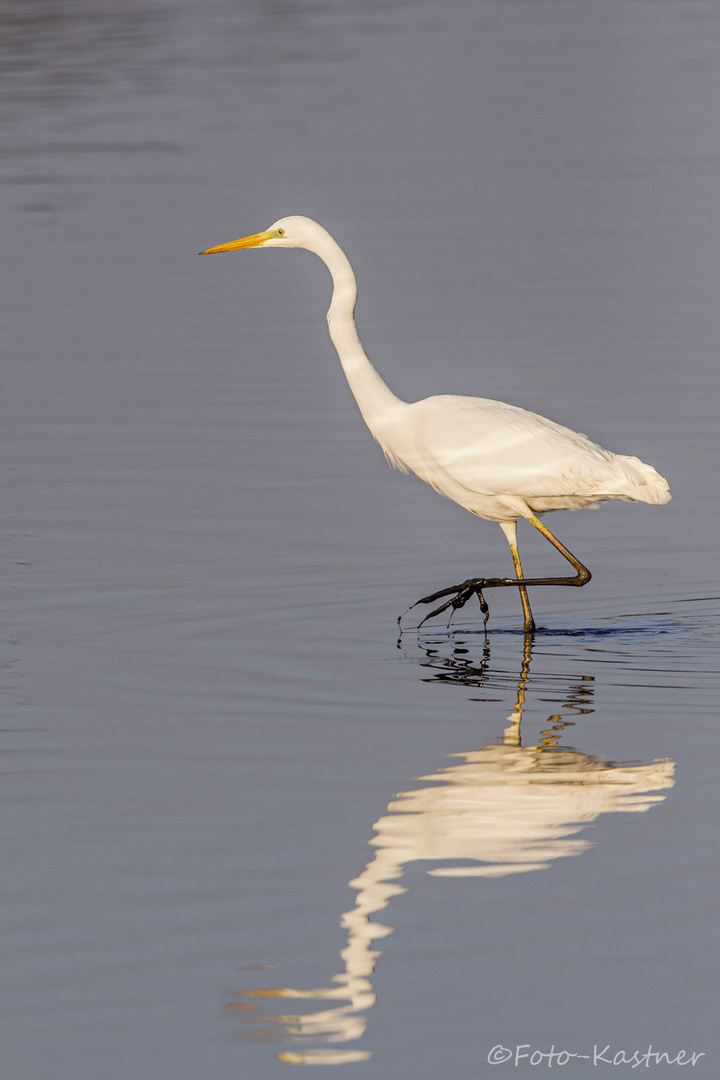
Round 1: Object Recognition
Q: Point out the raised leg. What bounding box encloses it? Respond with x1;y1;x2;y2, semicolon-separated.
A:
408;513;591;630
524;512;592;587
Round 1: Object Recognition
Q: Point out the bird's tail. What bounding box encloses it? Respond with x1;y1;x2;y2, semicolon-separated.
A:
615;455;671;505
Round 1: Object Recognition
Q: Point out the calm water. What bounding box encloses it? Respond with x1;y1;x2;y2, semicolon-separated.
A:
2;1;719;1077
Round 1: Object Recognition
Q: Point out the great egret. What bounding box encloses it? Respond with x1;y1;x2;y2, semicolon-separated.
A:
201;216;670;633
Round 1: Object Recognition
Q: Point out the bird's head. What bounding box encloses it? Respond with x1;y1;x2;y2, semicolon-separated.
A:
200;215;327;255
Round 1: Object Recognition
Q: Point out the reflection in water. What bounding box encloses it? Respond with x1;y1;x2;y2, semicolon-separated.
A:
232;638;675;1065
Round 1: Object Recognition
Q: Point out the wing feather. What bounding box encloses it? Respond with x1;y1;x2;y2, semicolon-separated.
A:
400;396;667;505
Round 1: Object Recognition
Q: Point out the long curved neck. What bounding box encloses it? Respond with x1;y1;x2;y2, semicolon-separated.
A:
318;235;405;432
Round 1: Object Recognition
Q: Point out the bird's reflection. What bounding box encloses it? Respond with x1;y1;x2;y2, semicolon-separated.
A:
232;635;675;1065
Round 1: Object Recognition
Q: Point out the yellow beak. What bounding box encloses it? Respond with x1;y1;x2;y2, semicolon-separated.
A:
200;230;273;255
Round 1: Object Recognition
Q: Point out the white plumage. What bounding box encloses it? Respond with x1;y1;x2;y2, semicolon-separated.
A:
377;395;668;519
201;216;670;632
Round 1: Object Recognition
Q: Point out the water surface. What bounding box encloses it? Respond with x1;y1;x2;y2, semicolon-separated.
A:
1;1;719;1077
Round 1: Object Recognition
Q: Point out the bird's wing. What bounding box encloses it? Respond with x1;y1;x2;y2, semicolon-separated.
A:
407;396;624;499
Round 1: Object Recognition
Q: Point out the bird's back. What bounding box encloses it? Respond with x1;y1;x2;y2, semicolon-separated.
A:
375;395;670;521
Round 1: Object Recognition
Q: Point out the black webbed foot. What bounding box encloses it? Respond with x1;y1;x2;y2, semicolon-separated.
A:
411;578;491;628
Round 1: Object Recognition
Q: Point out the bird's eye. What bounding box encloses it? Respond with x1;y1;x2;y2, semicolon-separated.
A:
277;228;285;236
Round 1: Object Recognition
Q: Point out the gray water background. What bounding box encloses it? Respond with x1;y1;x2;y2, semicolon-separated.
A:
2;1;719;1076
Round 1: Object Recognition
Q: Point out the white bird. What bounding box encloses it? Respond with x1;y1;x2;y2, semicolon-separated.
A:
201;216;670;633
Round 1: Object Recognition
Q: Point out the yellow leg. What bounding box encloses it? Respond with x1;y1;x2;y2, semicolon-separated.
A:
500;521;536;633
499;514;590;632
525;512;592;584
411;515;591;631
